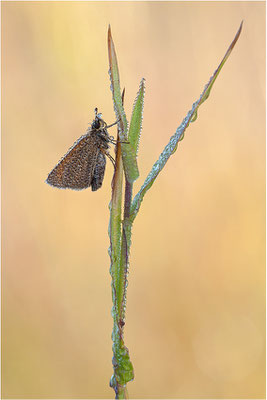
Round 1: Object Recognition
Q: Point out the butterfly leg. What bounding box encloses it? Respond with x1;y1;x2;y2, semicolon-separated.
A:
108;136;129;145
106;120;120;129
100;148;116;166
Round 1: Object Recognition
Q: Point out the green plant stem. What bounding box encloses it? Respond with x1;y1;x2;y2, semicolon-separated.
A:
119;179;133;321
109;91;134;398
109;140;123;397
117;385;129;399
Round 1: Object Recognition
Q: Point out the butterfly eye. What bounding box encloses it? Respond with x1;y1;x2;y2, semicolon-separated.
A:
92;119;101;129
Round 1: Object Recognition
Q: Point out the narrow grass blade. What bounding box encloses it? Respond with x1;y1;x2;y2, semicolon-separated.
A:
128;78;145;156
130;22;243;221
191;20;243;122
108;26;139;183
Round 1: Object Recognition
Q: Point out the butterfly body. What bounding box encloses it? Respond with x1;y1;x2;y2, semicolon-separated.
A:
46;110;114;191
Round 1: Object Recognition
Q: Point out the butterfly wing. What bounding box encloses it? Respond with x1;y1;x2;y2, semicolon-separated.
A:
46;134;100;190
91;151;106;191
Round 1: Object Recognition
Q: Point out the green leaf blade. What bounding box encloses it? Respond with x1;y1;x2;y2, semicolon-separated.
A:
108;26;139;183
191;20;243;123
130;22;243;221
128;78;145;156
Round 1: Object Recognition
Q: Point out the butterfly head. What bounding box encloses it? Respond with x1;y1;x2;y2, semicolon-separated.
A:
91;107;106;130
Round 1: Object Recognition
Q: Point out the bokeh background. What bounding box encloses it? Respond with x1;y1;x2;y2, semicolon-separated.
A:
2;1;265;399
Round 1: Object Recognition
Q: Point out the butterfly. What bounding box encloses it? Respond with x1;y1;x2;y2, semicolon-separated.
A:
46;108;118;191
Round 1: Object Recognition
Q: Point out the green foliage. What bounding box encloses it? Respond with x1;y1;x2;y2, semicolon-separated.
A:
108;26;139;184
128;78;145;156
108;22;243;399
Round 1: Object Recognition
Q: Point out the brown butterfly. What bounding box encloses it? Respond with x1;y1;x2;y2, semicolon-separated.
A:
46;109;118;191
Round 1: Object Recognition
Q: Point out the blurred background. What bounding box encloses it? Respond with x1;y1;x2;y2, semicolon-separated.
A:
2;2;265;399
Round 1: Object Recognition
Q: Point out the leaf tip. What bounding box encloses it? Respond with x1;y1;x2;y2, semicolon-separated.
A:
122;87;125;104
108;25;113;47
228;20;243;53
236;20;243;39
140;77;146;89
